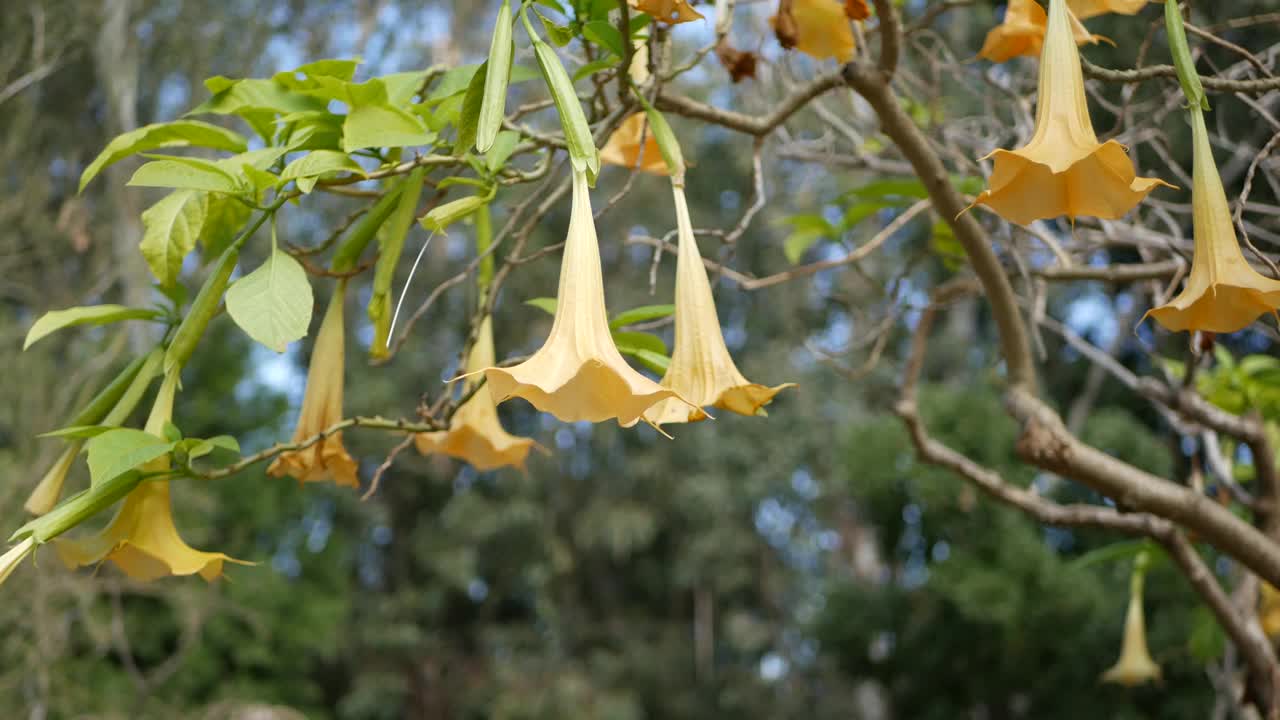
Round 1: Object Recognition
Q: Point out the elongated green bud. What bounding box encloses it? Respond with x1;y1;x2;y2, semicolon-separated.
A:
369;167;426;358
165;244;239;374
1165;0;1209;110
63;353;148;429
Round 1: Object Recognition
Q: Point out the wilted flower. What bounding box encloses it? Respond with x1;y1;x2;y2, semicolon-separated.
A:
978;0;1103;64
1067;0;1148;20
25;443;80;515
1144;108;1280;334
601;113;669;176
646;183;795;425
629;0;703;24
481;170;692;427
771;0;857;63
267;284;359;487
56;372;244;581
416;316;540;471
716;40;759;83
1101;557;1162;687
971;0;1170;225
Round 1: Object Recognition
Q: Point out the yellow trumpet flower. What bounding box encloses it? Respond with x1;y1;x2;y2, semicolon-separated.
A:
646;184;795;425
267;283;360;487
771;0;857;64
629;0;704;24
1145;107;1280;333
416;316;540;471
56;372;244;581
480;170;692;427
1101;558;1162;687
1067;0;1149;20
971;0;1170;225
601;113;670;176
978;0;1103;64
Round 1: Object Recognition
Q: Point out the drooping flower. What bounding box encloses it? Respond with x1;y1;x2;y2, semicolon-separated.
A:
978;0;1103;64
601;113;669;176
629;0;703;24
56;372;244;581
771;0;857;64
480;170;692;427
416;316;540;471
267;283;360;487
971;0;1170;225
1144;108;1280;334
1101;558;1162;687
646;184;795;425
1067;0;1148;20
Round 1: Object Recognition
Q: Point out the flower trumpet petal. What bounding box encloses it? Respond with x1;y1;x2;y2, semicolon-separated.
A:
972;0;1170;224
481;170;693;427
416;316;541;471
56;372;247;581
978;0;1104;63
629;0;704;24
771;0;857;63
1101;569;1162;687
646;184;795;425
268;283;360;487
1144;108;1280;333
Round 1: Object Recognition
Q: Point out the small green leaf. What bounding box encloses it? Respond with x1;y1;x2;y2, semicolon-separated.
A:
621;347;669;375
129;157;243;194
611;330;667;356
485;130;521;173
225;247;314;353
572;57;621;83
185;435;241;463
280;150;363;193
86;428;175;487
477;0;514;153
38;425;115;439
583;21;625;57
140;190;207;286
525;297;558;315
24;305;163;350
80;120;248;192
536;8;574;46
609;304;675;330
455;60;489;154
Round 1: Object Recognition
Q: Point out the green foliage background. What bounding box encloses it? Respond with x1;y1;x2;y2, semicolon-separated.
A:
3;0;1277;717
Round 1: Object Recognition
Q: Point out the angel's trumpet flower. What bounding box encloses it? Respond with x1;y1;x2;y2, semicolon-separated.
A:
771;0;857;63
1101;555;1162;687
1067;0;1149;20
971;0;1170;225
56;372;244;581
630;0;703;24
1144;108;1280;333
480;170;692;427
646;184;795;425
267;283;360;487
416;316;540;471
978;0;1103;64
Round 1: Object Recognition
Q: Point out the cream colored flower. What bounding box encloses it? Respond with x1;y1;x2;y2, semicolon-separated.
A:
1144;107;1280;333
1101;566;1162;687
481;170;692;427
416;316;540;471
267;283;359;487
56;372;245;581
971;0;1170;224
646;183;795;425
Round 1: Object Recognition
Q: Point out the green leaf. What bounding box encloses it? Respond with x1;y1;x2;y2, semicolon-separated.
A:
611;330;667;356
140;190;207;286
572;57;621;83
344;103;436;152
200;193;253;260
1068;539;1164;571
536;8;574;46
609;304;675;330
525;297;558;315
532;40;599;176
192;77;325;117
455;60;489;155
38;425;115;439
86;429;175;487
420;195;489;233
80;120;248;192
583;20;625;57
129;157;243;194
225;246;314;353
183;435;241;463
477;0;514;152
280;150;363;193
24;305;163;350
621;347;669;375
485;130;521;173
